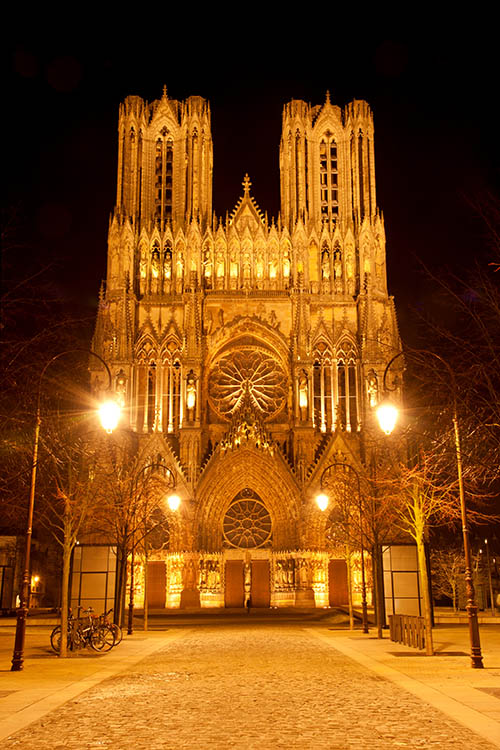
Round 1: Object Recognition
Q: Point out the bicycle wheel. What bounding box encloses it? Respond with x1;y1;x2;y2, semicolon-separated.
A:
90;625;115;652
110;623;122;645
71;625;85;651
50;625;62;653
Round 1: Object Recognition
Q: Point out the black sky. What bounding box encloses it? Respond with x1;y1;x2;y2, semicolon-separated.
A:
4;28;499;343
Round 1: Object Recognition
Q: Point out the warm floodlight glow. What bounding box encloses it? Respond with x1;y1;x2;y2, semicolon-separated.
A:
316;493;329;512
376;401;399;435
167;494;181;512
99;400;121;433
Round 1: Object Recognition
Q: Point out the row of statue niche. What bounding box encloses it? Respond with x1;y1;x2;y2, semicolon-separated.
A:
139;246;184;294
137;242;369;295
199;559;221;590
274;558;313;589
321;246;356;294
139;245;296;293
206;247;292;283
168;558;183;590
310;559;327;586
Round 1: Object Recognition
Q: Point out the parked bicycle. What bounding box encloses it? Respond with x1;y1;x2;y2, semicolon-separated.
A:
50;607;115;654
99;608;123;645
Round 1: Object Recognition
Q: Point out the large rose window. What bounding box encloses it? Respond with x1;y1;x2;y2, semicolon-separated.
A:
208;349;287;420
223;493;272;548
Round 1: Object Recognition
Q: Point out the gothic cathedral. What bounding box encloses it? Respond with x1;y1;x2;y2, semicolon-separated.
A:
91;88;401;610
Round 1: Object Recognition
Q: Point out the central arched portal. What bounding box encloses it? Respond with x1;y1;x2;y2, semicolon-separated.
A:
193;445;315;609
223;489;272;608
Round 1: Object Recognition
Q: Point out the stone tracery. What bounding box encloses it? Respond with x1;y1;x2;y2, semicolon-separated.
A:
209;349;287;420
223;492;272;549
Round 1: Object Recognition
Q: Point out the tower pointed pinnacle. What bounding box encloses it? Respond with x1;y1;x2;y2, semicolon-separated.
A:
242;173;252;196
325;90;331;105
162;84;168;99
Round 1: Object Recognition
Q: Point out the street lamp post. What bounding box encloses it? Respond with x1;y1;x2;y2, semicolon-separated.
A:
11;350;119;672
376;349;484;669
316;461;369;634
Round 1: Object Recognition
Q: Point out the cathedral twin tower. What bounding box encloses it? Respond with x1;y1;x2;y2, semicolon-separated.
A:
91;87;400;609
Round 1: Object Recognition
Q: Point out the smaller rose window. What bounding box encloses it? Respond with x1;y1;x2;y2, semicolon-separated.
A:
223;493;272;549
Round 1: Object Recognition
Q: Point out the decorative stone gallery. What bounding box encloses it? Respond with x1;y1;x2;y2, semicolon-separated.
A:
90;87;401;609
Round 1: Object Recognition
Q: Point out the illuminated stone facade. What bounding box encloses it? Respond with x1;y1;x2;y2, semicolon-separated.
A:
91;88;401;609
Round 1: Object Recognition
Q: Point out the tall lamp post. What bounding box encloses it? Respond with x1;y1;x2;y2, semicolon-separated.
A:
11;350;120;672
316;461;369;634
376;349;484;669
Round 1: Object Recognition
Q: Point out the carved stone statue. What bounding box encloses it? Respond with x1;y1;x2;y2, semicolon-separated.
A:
151;249;160;293
256;251;264;280
321;249;330;280
346;252;355;294
139;248;147;294
186;371;196;412
230;250;238;279
269;255;277;280
163;249;172;280
298;370;308;411
366;370;378;408
334;249;342;278
283;250;291;279
116;370;126;407
203;248;212;283
216;250;225;278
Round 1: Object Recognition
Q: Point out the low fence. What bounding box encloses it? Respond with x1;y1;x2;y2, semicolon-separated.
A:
388;614;426;650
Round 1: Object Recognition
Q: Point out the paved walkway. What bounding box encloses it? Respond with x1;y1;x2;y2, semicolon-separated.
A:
0;615;499;748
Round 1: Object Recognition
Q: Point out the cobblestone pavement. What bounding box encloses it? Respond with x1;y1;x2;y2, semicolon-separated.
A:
5;624;498;749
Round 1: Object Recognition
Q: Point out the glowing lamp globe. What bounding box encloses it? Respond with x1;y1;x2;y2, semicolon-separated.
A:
376;402;399;435
167;494;181;512
99;400;121;433
316;493;329;512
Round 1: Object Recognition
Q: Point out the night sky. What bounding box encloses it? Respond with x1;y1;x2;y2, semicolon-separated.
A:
4;30;499;344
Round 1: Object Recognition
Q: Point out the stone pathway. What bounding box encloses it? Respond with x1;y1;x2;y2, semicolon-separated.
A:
4;624;498;749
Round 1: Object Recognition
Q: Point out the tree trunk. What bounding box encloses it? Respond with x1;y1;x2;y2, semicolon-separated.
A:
59;539;71;658
372;544;384;638
115;545;128;627
143;536;149;632
345;544;354;630
416;532;434;656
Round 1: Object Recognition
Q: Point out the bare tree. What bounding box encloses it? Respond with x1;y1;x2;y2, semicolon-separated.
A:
91;433;175;627
415;194;500;486
430;548;464;612
379;443;493;655
38;425;100;657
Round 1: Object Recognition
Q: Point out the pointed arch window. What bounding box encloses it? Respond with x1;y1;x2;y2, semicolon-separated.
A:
133;341;182;435
147;364;156;430
336;342;360;432
319;135;339;221
313;341;360;432
163;352;181;434
313;343;334;432
154;133;173;225
358;130;365;220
